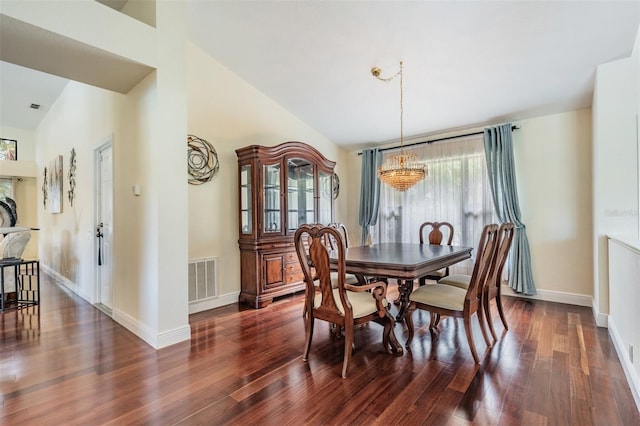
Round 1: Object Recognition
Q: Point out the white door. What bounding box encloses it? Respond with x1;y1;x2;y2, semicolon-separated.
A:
96;143;113;311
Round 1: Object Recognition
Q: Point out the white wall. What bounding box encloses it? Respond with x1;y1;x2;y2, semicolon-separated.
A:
343;108;595;304
12;0;191;349
601;24;640;411
592;28;640;323
28;33;351;343
608;237;640;411
187;43;350;303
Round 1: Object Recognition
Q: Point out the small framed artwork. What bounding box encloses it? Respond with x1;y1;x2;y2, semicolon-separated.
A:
49;155;63;213
0;138;17;160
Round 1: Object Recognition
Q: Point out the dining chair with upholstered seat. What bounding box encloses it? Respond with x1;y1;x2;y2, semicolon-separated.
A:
326;222;365;286
405;223;499;363
438;222;514;343
418;221;454;285
482;222;514;341
294;224;400;378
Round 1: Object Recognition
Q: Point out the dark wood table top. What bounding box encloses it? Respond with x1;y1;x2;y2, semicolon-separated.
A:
331;243;473;280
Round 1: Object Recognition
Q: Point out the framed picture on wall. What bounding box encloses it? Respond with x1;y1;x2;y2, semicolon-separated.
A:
49;155;63;214
0;138;17;160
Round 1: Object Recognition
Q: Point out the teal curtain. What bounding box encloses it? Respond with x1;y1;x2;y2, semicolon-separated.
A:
484;124;537;295
359;149;382;245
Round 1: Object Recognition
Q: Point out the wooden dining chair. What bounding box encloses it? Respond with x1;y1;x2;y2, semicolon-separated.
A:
405;223;499;363
301;222;362;321
326;222;364;286
482;222;515;342
418;221;454;285
294;224;399;378
437;223;515;343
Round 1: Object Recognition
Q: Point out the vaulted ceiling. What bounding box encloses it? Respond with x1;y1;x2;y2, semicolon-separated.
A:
1;1;638;149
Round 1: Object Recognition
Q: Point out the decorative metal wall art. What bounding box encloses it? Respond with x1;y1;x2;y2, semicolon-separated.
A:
187;134;219;185
42;167;48;209
48;155;63;213
68;148;77;206
332;173;340;199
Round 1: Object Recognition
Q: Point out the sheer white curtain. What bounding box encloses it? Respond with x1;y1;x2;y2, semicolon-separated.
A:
376;134;496;274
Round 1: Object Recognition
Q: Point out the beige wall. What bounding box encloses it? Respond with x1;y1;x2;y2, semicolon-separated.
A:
36;81;121;302
0;125;36;160
514;110;593;298
342;109;595;303
187;44;350;302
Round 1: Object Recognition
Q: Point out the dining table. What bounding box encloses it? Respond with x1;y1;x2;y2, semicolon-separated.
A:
330;243;473;322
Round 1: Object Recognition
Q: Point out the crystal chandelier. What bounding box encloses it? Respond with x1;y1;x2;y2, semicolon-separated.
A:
372;61;426;191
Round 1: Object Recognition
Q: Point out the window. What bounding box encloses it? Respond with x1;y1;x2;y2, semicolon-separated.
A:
0;177;14;200
376;134;496;274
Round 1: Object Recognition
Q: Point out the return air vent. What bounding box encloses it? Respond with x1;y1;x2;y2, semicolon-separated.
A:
188;257;217;313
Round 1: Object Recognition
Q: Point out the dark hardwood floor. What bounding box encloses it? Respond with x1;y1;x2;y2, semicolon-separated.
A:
1;275;638;425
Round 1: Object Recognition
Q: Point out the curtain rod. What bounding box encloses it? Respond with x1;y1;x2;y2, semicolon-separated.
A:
357;125;520;155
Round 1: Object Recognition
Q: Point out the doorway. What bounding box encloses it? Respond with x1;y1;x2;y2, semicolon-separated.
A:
95;140;113;315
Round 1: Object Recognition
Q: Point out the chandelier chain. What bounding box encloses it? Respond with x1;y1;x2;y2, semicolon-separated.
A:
372;60;426;192
399;61;403;150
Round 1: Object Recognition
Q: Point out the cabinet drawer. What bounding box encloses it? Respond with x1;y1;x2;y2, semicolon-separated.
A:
284;252;298;263
285;262;302;273
285;261;304;284
286;271;306;284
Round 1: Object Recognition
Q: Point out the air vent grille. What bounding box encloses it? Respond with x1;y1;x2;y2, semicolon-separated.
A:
188;257;217;303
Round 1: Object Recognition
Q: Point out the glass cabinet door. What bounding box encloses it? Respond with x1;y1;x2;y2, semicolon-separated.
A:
240;164;252;234
287;158;314;232
263;162;281;233
318;170;333;225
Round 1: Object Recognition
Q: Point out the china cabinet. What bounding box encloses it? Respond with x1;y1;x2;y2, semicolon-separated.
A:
236;141;336;308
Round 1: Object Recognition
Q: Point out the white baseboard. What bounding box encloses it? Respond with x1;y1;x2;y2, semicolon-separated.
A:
608;318;640;412
591;300;609;328
112;307;191;349
40;264;94;303
502;284;610;328
42;264;191;350
189;291;240;314
501;284;592;307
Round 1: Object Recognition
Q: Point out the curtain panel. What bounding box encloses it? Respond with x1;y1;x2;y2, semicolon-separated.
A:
484;123;537;295
358;148;382;245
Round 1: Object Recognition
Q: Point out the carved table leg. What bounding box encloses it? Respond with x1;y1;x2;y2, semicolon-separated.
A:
387;322;404;355
395;279;414;322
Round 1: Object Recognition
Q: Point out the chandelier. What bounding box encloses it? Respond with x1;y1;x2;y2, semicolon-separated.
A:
372;61;426;191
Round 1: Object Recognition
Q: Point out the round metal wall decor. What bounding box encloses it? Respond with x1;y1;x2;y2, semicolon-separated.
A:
332;173;340;199
187;134;219;185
